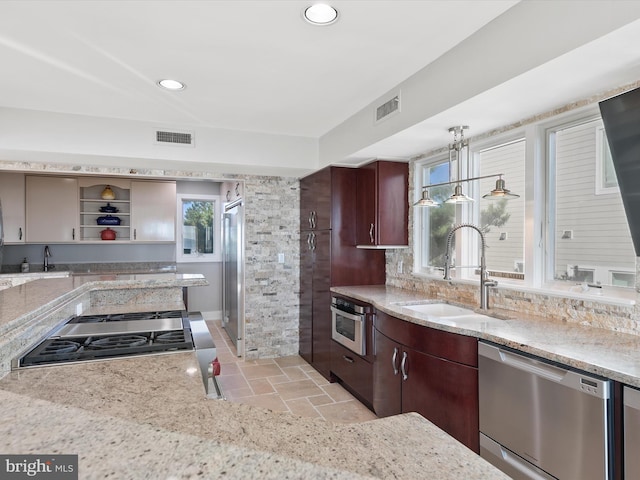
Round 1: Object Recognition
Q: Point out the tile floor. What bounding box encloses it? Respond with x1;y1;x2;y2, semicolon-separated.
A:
206;319;378;424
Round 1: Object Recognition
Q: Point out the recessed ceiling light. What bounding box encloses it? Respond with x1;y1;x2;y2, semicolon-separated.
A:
158;79;185;91
303;3;338;25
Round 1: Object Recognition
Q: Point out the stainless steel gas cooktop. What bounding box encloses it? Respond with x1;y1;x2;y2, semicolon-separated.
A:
13;310;223;399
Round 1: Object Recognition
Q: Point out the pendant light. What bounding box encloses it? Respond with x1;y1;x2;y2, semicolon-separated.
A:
482;175;520;199
414;125;520;207
413;189;439;207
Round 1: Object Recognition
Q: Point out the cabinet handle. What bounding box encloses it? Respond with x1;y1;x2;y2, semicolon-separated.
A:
400;351;408;381
392;347;399;375
311;232;316;251
369;223;375;243
307;232;313;251
18;227;22;240
311;211;317;229
235;182;240;197
308;212;313;229
342;355;354;364
72;228;75;240
134;228;137;240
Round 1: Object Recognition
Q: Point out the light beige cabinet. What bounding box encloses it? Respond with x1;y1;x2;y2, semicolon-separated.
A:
26;175;79;243
131;181;176;242
0;172;26;243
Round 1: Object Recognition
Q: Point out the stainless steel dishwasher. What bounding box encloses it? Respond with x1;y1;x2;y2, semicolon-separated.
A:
624;385;640;479
479;341;612;480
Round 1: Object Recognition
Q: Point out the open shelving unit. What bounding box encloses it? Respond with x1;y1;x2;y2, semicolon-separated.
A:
79;179;131;242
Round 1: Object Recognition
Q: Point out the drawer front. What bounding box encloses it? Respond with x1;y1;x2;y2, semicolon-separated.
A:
330;341;373;407
375;310;478;367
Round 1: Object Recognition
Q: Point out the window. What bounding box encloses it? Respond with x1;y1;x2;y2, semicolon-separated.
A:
549;118;635;286
415;109;637;292
415;137;525;281
176;194;220;262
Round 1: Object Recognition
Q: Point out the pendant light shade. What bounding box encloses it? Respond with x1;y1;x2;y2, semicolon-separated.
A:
445;184;475;204
482;177;520;199
413;189;439;207
414;125;521;207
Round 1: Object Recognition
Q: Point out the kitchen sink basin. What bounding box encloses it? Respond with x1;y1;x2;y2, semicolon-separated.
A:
401;303;477;317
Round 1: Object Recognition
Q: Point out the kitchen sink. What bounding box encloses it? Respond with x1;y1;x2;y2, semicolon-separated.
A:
400;303;477;317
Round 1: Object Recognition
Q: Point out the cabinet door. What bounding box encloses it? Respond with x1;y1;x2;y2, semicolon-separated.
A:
0;173;25;243
131;181;176;242
355;163;377;245
300;168;331;230
26;176;78;242
331;340;373;408
373;328;402;417
402;347;479;453
356;161;408;246
299;231;314;363
311;229;332;380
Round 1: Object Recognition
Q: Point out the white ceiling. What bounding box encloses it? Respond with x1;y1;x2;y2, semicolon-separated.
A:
1;0;640;170
0;0;516;138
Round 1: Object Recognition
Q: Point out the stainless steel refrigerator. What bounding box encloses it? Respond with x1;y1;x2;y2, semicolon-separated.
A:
222;198;244;356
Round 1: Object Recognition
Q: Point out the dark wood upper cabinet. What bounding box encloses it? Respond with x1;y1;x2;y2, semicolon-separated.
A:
356;160;409;247
300;167;331;231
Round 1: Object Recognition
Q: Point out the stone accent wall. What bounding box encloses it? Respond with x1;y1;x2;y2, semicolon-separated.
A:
240;175;300;359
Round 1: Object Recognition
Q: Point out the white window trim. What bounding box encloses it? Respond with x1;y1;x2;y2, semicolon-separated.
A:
176;193;221;263
595;123;619;195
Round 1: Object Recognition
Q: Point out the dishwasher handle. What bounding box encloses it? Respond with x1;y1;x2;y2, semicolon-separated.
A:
479;342;610;399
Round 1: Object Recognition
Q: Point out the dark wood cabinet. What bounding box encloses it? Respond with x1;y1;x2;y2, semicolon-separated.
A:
299;167;386;380
356;160;409;247
373;310;480;453
330;340;373;408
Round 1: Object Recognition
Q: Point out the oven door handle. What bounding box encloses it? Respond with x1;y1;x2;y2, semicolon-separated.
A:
330;306;364;323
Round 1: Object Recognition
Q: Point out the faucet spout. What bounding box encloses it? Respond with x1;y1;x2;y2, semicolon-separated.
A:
443;224;496;310
43;245;52;272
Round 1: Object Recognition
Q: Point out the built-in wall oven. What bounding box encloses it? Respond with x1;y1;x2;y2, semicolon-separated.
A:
479;341;612;480
330;296;370;356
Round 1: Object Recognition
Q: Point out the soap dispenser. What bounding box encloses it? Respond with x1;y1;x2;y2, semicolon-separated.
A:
21;258;29;273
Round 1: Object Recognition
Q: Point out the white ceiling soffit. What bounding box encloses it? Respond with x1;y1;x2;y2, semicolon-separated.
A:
0;0;517;138
345;16;640;164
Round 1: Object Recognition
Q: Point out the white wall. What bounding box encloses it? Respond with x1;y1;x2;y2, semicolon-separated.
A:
0;107;318;177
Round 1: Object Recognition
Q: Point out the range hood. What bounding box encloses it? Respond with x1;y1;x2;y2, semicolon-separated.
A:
599;87;640;257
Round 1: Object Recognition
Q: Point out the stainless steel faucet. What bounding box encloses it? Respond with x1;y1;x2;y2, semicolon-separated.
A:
443;223;497;310
43;245;51;272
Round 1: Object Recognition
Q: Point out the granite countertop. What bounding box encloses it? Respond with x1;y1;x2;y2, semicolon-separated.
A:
0;277;508;479
0;351;507;479
332;284;640;388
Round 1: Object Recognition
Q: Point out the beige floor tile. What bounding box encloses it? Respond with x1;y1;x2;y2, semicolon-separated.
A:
274;356;309;368
307;394;334;407
222;386;254;400
321;383;357;402
218;362;240;376
248;377;275;395
273;379;325;401
281;366;310;382
300;364;317;373
316;400;378;423
240;363;284;379
216;373;249;391
286;398;322;419
266;374;291;385
306;370;331;386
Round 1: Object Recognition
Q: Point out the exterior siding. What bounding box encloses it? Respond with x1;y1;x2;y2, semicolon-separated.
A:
554;120;635;283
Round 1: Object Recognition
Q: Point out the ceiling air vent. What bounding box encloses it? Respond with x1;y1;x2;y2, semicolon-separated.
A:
154;130;194;146
375;93;400;124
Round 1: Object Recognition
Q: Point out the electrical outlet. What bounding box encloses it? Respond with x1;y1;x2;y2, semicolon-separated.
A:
277;253;285;264
398;260;403;274
75;303;83;316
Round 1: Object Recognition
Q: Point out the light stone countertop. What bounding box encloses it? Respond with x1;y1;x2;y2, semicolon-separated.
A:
0;352;508;479
0;276;508;479
331;284;640;388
